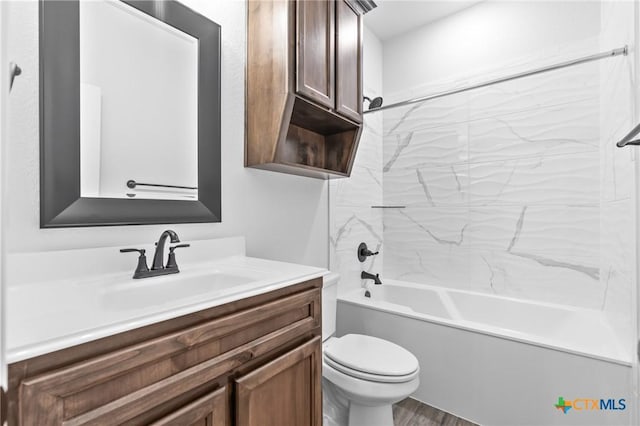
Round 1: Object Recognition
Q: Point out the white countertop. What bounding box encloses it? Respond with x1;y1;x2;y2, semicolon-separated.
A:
6;237;327;363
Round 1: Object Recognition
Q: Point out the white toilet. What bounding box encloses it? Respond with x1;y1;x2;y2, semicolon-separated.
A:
322;273;420;426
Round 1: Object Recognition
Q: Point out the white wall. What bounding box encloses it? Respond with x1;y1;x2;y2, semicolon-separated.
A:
5;0;328;269
329;26;384;295
383;0;601;98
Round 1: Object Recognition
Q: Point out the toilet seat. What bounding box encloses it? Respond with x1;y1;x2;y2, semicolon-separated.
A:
324;334;419;383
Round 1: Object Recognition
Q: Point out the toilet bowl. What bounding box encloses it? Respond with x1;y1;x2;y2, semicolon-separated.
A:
322;273;420;426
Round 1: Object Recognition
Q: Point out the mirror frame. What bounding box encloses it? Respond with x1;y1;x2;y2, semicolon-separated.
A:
40;0;221;227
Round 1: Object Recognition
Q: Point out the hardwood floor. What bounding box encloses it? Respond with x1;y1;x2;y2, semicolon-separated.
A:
393;398;478;426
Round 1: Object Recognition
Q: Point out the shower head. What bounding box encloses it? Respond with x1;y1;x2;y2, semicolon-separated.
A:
363;96;383;110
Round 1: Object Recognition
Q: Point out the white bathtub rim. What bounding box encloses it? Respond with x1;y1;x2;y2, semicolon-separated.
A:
381;278;610;315
340;283;633;366
365;278;630;329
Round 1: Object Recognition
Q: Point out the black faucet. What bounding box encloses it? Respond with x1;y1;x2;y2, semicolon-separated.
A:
361;271;382;285
120;230;190;279
152;229;180;270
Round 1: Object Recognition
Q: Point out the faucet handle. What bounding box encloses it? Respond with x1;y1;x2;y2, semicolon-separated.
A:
120;248;146;255
169;243;190;253
357;242;379;262
166;244;190;270
120;248;150;279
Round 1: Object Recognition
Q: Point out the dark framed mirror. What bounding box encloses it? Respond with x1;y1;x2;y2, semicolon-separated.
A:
40;0;221;227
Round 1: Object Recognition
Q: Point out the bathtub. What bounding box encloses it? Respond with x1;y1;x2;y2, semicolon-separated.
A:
337;280;633;426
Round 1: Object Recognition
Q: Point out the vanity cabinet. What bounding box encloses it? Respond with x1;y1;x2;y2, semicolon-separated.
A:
7;278;322;426
246;0;364;179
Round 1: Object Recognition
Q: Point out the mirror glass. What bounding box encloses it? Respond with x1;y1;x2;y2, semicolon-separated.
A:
40;0;221;227
79;0;198;201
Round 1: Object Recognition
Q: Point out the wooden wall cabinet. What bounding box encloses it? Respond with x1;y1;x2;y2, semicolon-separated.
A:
296;0;335;109
246;0;364;179
335;0;363;123
8;279;322;426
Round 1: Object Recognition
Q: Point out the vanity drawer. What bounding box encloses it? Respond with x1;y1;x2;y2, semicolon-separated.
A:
15;286;321;426
56;382;228;426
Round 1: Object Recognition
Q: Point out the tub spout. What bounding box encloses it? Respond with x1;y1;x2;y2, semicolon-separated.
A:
361;271;382;285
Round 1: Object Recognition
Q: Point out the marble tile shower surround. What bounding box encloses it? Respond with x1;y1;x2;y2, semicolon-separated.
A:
329;79;384;295
382;28;636;332
329;116;383;295
598;0;636;335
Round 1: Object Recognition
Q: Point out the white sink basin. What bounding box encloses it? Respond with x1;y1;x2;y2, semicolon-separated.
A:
101;270;262;311
7;245;328;364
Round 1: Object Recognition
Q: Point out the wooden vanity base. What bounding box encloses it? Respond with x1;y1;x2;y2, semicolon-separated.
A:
8;278;323;426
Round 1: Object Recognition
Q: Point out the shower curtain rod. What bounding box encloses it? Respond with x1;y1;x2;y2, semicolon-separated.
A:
364;45;628;114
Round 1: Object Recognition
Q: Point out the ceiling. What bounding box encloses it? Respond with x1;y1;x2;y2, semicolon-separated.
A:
364;0;483;41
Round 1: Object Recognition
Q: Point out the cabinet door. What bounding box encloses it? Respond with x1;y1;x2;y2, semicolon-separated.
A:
335;0;363;123
150;387;227;426
296;0;335;109
235;336;322;426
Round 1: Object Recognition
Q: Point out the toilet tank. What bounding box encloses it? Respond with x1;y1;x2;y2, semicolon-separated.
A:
322;272;339;341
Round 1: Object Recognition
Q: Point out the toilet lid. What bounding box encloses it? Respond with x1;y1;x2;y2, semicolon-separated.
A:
324;355;419;383
324;334;419;378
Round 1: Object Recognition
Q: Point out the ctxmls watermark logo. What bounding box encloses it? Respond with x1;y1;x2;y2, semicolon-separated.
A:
554;396;626;414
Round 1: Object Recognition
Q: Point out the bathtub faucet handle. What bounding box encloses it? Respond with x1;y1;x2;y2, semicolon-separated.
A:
357;242;379;262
